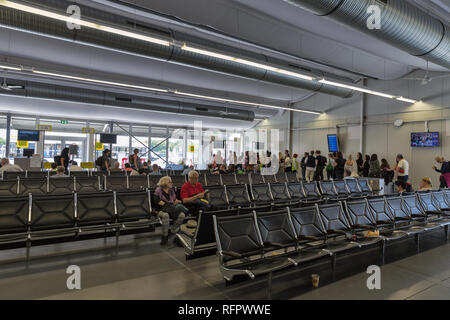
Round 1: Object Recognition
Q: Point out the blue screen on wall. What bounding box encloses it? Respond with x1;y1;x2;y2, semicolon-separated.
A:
327;134;339;152
411;132;439;147
18;130;40;142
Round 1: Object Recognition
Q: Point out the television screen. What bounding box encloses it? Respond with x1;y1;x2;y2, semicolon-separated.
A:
18;130;40;142
213;140;224;149
327;134;339;152
411;132;439;147
23;149;34;157
100;134;117;144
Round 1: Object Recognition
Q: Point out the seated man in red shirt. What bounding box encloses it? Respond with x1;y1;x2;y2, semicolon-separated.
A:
180;170;214;216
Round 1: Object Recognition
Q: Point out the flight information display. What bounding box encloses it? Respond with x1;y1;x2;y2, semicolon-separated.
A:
327;134;339;152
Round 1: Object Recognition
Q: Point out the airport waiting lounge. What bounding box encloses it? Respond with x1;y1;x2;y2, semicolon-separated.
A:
0;0;449;303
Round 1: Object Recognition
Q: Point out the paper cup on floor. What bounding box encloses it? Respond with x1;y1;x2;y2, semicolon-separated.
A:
311;274;320;288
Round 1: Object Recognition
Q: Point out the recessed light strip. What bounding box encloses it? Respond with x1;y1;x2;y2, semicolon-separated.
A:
174;91;322;115
0;0;171;46
32;70;169;93
0;64;22;71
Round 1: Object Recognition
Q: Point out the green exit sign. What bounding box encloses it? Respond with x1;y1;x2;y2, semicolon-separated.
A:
61;120;68;124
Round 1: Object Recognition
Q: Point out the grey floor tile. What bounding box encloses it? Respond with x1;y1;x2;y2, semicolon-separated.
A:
406;284;450;300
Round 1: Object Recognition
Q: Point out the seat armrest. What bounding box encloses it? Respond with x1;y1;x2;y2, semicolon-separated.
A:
263;242;285;249
355;224;375;230
298;235;319;241
329;229;347;235
221;250;242;259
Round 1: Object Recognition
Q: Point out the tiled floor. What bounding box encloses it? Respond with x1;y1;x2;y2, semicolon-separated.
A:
0;229;448;300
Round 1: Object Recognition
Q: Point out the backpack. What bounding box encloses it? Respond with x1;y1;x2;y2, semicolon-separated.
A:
95;156;103;167
318;156;327;167
54;155;61;165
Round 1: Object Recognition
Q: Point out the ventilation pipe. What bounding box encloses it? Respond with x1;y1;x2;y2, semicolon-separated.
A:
0;0;354;98
0;80;255;121
283;0;450;69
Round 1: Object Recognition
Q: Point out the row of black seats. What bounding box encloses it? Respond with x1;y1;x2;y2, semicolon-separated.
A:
212;190;450;297
177;179;375;258
0;190;157;259
206;179;375;210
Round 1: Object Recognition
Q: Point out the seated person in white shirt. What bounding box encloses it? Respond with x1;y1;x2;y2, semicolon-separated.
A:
69;160;83;172
51;166;70;178
0;158;23;172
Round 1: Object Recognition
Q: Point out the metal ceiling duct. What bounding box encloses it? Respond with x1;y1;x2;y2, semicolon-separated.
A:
0;0;354;98
0;79;255;121
283;0;450;69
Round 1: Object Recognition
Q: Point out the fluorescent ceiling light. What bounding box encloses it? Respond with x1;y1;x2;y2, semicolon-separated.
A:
0;0;171;46
32;70;168;93
396;96;417;104
319;79;417;103
175;91;322;115
319;79;395;99
0;64;22;71
182;45;315;81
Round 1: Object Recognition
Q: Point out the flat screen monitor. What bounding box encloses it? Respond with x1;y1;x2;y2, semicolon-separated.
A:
23;149;34;157
100;134;117;144
18;130;40;142
327;134;339;152
213;140;224;149
411;132;439;147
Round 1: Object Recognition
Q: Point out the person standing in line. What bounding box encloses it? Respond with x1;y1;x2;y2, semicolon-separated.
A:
394;154;409;182
292;153;299;177
369;154;381;178
344;154;355;175
362;155;370;177
333;152;346;180
356;152;364;176
326;153;334;180
305;150;316;182
314;150;326;181
284;150;292;172
300;152;308;181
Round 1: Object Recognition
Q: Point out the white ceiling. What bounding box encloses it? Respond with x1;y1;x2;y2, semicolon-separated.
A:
0;0;448;129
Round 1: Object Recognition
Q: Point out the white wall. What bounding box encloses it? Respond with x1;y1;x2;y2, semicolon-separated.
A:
256;71;450;189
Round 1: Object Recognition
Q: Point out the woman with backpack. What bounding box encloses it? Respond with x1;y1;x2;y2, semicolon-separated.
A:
96;149;111;172
54;147;70;171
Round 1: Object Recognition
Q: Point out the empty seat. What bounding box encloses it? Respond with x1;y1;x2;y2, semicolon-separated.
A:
0;196;29;235
250;184;273;203
76;192;116;226
148;175;160;188
48;177;75;194
225;185;251;207
103;175;128;191
416;192;442;215
263;175;277;184
26;171;48;179
30;193;75;231
250;174;265;185
169;175;186;188
256;210;297;251
18;178;47;196
275;173;288;183
318;203;381;251
207;185;229;209
302;182;322;200
319;181;343;201
221;174;237;185
128;175;149;190
357;179;373;195
0;179;19;197
239;204;272;214
236;173;250;185
269;183;291;203
286;183;304;201
333;180;350;196
115;190;153;223
344;200;376;231
213;214;295;281
69;171;89;177
178;208;239;257
344;179;367;199
285;172;298;183
432;191;450;213
205;174;222;186
75;176;102;193
2;172;26;180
